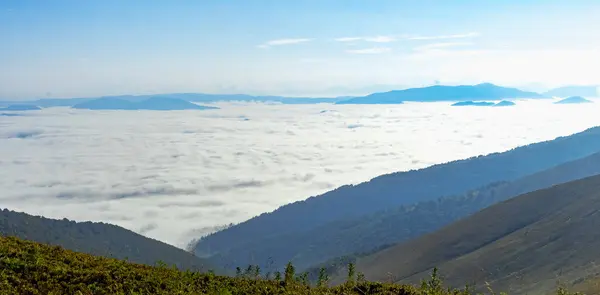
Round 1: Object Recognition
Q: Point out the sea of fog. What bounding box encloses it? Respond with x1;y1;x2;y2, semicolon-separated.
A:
2;98;600;248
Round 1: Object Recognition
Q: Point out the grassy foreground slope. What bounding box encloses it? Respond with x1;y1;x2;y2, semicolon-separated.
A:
0;209;214;273
351;174;600;294
0;235;586;295
0;235;437;295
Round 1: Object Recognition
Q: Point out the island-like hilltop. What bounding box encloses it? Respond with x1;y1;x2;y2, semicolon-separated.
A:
336;83;544;104
451;101;495;107
72;96;219;111
554;96;593;104
0;104;42;111
493;100;516;107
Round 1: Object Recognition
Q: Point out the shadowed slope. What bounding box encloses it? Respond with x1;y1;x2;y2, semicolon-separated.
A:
195;126;600;267
208;151;600;271
354;174;600;294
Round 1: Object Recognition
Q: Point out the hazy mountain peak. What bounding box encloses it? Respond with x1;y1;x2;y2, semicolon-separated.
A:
336;83;544;104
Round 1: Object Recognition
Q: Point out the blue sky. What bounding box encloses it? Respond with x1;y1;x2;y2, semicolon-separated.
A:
1;0;599;99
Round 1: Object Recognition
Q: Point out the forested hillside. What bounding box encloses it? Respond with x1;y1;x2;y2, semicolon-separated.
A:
350;174;600;294
206;151;600;271
0;209;214;272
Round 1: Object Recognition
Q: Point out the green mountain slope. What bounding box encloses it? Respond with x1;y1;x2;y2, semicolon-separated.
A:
0;209;215;273
351;174;600;294
211;150;600;272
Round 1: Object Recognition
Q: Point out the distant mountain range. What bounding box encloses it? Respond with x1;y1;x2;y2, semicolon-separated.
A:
349;173;600;294
335;83;545;104
0;209;216;272
0;93;347;108
2;83;597;108
72;96;219;111
0;83;554;108
194;126;600;271
544;85;599;98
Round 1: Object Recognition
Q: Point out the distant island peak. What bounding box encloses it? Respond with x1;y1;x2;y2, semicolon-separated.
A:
72;96;219;111
0;104;42;111
555;96;593;104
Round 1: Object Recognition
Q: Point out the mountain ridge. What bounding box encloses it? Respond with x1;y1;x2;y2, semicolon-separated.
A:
1;83;546;108
205;150;600;271
350;174;600;294
544;85;599;98
195;126;600;267
72;96;219;110
336;83;545;104
0;93;346;108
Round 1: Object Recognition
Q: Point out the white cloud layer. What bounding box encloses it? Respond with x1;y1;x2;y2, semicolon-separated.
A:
2;100;600;248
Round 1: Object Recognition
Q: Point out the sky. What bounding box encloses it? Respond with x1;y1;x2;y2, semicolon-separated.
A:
1;0;600;99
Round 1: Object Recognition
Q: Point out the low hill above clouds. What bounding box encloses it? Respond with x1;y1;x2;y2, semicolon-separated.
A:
0;209;216;272
336;83;544;104
352;174;600;294
0;104;42;111
492;100;516;107
451;101;495;106
195;126;600;269
555;96;593;104
72;96;219;110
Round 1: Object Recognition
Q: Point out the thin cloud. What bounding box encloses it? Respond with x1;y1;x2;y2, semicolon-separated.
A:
335;33;476;43
408;32;480;40
335;36;396;43
298;58;328;64
257;38;312;49
335;37;363;42
414;42;473;51
364;36;396;43
346;47;392;54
